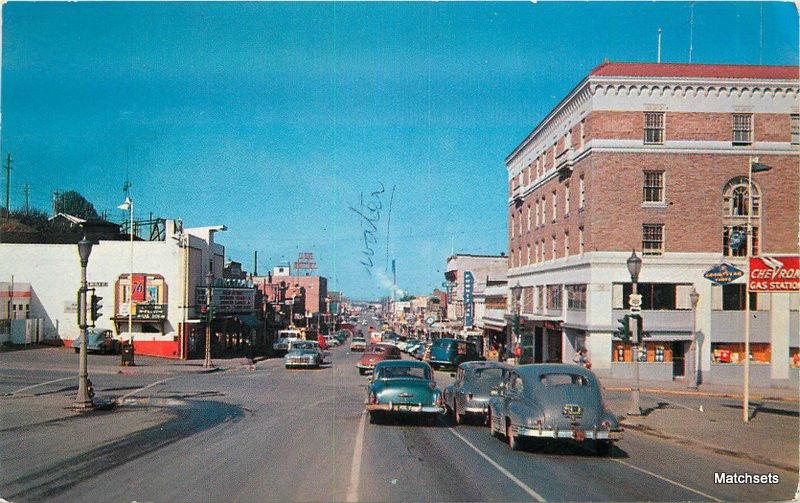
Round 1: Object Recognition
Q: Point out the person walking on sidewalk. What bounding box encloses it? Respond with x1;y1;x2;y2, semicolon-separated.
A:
573;347;591;369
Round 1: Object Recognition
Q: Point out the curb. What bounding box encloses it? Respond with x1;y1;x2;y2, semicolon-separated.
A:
603;386;799;403
622;422;798;473
117;366;221;376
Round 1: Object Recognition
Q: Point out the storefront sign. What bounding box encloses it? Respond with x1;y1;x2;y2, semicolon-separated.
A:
463;271;474;328
748;256;800;292
133;303;167;320
131;274;146;302
704;263;744;285
197;287;256;314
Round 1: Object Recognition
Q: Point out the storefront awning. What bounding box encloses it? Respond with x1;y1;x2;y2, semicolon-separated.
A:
236;314;262;329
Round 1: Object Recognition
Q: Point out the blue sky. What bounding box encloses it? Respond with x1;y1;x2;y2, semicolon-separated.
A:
2;1;797;299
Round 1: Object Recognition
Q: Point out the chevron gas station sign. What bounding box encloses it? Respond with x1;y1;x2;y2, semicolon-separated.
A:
748;256;800;292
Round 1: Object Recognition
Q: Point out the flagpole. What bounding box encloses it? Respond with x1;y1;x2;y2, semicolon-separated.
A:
128;198;134;352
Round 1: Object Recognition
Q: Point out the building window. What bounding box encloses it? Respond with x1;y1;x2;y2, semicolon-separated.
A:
580;118;586;149
527;206;532;232
540;240;545;262
620;283;684;310
535;200;540;227
551;190;557;222
644;112;665;144
551;236;556;260
723;177;760;217
722;177;761;256
564;231;570;257
526;244;531;265
792;114;800;145
546;284;562;310
551;145;556;169
720;284;758;311
510;215;515;238
542;195;547;224
712;342;770;364
579;176;585;210
643;171;665;203
732;113;753;145
642;224;664;256
564;183;570;215
578;227;584;254
566;284;587;310
518;210;523;235
723;225;760;256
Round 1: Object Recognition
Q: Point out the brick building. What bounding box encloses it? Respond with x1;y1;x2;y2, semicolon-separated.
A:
505;62;799;387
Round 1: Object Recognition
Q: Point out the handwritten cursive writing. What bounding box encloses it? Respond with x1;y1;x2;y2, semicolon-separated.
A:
350;183;385;276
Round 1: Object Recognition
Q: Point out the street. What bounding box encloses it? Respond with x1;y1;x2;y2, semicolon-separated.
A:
1;341;796;503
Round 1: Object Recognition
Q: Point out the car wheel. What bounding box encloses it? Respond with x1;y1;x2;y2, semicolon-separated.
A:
595;440;613;456
358;368;366;375
369;411;383;425
74;347;80;354
507;420;522;451
426;415;438;427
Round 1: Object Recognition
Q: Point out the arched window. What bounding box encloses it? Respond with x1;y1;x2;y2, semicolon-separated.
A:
722;177;761;256
723;176;760;217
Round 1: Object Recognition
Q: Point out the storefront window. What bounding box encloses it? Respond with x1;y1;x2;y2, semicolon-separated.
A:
612;342;672;362
546;284;562;310
711;343;771;364
720;284;758;311
619;283;691;310
566;284;587;310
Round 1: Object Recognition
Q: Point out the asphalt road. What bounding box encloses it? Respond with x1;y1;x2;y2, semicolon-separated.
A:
0;339;797;502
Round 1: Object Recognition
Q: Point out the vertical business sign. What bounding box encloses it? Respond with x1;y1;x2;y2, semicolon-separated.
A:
463;271;474;329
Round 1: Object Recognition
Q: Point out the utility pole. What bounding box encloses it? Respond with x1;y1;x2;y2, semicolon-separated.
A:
52;190;62;217
23;183;29;214
3;154;11;219
657;28;663;63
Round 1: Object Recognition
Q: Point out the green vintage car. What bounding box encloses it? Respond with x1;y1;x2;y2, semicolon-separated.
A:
365;359;444;425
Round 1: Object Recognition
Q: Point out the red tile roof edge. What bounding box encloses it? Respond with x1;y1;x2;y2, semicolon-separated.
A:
589;61;799;80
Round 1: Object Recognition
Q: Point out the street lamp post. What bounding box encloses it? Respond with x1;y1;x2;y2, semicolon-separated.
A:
690;287;701;389
626;250;643;416
74;237;94;410
117;196;135;365
511;282;523;364
204;272;214;368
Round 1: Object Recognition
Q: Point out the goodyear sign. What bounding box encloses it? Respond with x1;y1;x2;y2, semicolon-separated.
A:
703;263;744;285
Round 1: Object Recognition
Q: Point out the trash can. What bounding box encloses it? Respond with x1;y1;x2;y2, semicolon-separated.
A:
121;343;135;366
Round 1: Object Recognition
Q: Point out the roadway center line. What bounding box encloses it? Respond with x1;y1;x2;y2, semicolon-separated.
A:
116;377;176;404
611;458;722;502
346;410;367;503
448;428;546;502
6;376;74;396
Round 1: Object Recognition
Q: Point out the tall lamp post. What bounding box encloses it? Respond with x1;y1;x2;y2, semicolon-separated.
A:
204;272;214;368
689;287;701;389
626;250;643;416
510;282;523;364
74;237;94;410
118;196;135;365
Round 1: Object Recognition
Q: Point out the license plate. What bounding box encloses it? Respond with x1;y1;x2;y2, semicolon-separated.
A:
563;404;582;418
396;404;417;411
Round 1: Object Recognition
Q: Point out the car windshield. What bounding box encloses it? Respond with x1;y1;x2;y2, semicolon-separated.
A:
376;366;430;380
432;340;452;351
293;342;315;350
539;373;589;387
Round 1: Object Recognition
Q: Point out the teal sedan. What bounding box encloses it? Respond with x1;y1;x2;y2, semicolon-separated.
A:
365;360;444;425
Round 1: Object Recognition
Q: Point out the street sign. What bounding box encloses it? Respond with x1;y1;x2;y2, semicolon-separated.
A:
704;263;745;285
628;293;642;312
463;271;474;329
748;256;800;292
87;281;108;288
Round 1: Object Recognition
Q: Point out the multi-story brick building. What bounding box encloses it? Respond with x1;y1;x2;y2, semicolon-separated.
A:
505;62;799;387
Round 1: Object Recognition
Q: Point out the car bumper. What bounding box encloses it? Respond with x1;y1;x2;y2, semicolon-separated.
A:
463;403;490;415
515;426;624;440
285;360;318;367
357;364;375;370
366;403;446;414
350;347;366;351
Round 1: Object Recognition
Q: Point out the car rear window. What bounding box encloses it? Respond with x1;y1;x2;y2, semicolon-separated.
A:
376;366;430;380
539;373;588;386
432;340;453;350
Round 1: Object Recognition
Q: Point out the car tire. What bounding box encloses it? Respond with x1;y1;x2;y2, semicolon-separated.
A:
369;411;383;425
507;420;522;451
595;440;613;456
426;415;438;427
358;368;366;375
74;347;80;354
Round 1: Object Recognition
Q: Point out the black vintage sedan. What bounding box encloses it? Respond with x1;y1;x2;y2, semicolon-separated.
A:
488;364;623;455
444;361;511;425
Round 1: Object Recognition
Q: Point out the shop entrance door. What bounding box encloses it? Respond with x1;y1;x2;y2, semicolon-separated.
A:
672;341;686;378
534;327;544;363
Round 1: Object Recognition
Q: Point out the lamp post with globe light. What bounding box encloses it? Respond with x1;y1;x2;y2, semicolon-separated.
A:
510;282;523;364
626;250;643;416
74;237;94;410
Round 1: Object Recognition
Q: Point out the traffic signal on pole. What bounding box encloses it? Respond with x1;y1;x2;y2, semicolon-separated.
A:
616;315;630;343
90;291;103;323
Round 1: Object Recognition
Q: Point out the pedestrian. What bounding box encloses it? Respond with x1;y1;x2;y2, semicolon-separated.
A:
317;332;327;351
573;347;591;369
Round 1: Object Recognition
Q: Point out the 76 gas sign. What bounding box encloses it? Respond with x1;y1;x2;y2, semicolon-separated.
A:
748;256;800;292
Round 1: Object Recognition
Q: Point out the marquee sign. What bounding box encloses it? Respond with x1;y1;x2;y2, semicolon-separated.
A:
748;256;800;292
463;271;474;329
703;263;745;285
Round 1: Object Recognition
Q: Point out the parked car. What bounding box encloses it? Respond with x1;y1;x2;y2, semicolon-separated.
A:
72;329;119;354
284;344;323;369
324;335;340;347
412;342;429;360
488;364;623;455
444;361;511;425
365;360;444;425
428;338;482;371
357;343;401;375
350;337;367;352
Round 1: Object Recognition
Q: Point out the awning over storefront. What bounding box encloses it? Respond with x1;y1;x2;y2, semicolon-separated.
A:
236;314;262;330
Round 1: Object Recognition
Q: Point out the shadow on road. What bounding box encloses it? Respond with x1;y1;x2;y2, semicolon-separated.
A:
0;399;245;501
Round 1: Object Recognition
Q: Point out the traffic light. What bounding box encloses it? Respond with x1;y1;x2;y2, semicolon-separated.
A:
90;291;103;323
630;314;644;343
616;315;630;343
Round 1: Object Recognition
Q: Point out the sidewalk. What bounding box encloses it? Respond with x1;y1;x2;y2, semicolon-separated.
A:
601;377;799;472
600;376;799;403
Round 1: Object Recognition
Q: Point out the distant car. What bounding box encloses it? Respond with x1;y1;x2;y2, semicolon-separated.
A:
357;343;401;375
350;337;367;352
412;342;429;360
444;361;511;425
284;345;323;369
365;360;444;425
428;338;482;371
324;335;340;347
72;329;119;354
488;364;623;455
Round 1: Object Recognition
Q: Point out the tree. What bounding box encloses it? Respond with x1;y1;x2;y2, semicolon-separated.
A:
54;190;99;219
10;208;50;232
